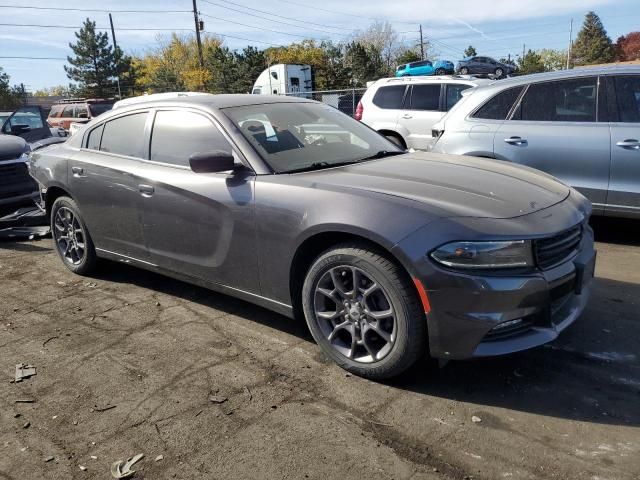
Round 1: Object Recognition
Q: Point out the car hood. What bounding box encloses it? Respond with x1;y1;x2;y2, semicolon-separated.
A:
298;152;570;219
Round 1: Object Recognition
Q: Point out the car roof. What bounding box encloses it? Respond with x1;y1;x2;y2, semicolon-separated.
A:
374;76;493;86
474;65;640;93
109;93;316;111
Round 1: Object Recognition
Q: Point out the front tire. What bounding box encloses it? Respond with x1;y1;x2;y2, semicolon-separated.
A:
51;196;97;275
460;67;469;75
302;244;427;380
435;68;445;75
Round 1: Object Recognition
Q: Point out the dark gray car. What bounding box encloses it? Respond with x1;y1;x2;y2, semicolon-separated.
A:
457;56;516;78
29;95;596;379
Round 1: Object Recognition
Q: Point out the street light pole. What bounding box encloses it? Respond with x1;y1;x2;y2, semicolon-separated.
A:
566;18;574;69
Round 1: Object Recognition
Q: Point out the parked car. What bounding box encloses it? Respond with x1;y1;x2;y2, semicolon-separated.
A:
457;56;515;78
48;98;115;130
356;76;492;150
430;66;640;218
30;94;595;379
396;60;455;77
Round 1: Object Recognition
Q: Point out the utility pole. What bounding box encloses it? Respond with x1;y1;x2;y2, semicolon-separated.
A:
192;0;204;68
108;13;122;99
419;25;424;60
566;18;573;69
522;43;526;60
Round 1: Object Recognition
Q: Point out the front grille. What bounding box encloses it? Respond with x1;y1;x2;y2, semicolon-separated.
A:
534;225;582;270
0;162;36;198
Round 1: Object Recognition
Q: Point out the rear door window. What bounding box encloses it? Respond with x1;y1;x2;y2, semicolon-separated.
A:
516;78;598;122
100;112;148;158
472;86;524;120
372;85;407;109
445;84;472;110
613;76;640;123
409;84;441;111
61;105;75;118
76;105;88;119
150;110;232;167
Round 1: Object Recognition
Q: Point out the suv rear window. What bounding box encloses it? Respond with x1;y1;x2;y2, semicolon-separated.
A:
372;86;406;109
472;86;523;120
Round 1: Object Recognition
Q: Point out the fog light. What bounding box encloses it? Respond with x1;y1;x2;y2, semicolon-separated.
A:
492;318;523;331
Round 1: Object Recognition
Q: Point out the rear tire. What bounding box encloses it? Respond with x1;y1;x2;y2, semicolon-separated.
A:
494;67;504;78
302;244;427;380
50;196;97;276
435;68;445;75
460;67;469;75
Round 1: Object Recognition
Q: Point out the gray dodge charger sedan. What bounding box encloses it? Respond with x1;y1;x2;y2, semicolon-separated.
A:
29;94;596;379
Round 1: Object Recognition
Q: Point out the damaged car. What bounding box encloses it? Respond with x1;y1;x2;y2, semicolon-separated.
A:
29;94;596;379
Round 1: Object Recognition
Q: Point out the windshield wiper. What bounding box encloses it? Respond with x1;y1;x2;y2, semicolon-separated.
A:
284;161;359;174
359;150;405;161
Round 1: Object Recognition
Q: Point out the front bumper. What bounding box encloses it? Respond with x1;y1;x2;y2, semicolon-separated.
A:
392;190;596;360
0;159;39;207
425;228;595;359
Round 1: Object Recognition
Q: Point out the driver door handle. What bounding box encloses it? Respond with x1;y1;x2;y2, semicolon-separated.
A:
401;114;413;119
616;139;640;150
504;136;528;146
71;166;84;177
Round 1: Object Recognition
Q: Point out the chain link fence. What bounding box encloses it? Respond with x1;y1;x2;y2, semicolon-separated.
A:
281;88;367;117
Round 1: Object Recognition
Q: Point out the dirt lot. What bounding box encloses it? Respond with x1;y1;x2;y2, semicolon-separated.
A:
0;217;639;480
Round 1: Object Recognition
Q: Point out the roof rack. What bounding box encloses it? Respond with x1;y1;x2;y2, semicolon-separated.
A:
53;98;114;104
385;74;480;82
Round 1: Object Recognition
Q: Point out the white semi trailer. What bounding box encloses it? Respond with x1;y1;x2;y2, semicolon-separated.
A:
251;64;313;95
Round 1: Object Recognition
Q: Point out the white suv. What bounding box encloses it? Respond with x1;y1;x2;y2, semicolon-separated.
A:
356;76;491;150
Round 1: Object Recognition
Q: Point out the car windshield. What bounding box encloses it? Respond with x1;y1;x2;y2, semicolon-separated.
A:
223;102;403;173
89;103;114;117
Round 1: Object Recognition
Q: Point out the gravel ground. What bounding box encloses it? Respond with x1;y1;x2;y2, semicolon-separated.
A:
0;216;639;480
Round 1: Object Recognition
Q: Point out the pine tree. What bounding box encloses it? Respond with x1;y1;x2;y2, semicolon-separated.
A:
464;45;477;57
64;18;118;97
571;11;615;66
517;50;546;74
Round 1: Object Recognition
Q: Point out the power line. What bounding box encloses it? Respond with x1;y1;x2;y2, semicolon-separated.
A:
202;0;347;37
199;12;311;39
0;5;191;13
207;0;351;32
0;23;193;31
0;56;66;60
268;0;417;25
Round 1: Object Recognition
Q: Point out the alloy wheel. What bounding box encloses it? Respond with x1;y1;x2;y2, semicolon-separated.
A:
53;207;86;265
313;265;396;363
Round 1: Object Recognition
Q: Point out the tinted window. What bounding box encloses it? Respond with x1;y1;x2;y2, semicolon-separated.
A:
150;110;231;167
473;86;523;120
49;106;62;118
372;86;406;109
86;124;104;150
518;78;597;122
76;105;88;119
89;103;113;117
614;76;640;123
100;112;148;158
410;84;440;110
62;106;74;117
411;60;432;67
446;84;472;110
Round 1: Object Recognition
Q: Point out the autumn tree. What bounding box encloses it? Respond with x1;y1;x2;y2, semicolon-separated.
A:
615;32;640;61
538;49;567;71
571;11;615;65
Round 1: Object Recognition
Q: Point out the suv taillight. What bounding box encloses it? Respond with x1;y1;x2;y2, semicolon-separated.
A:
354;100;363;121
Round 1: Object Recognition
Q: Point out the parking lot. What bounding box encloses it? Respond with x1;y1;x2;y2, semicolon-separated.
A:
0;216;638;480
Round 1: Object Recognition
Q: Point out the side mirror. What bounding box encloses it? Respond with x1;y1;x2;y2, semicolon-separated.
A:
189;150;236;173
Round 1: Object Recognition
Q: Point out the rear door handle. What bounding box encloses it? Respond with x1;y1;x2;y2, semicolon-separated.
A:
401;114;413;119
616;139;640;150
138;184;154;197
504;136;528;146
71;166;84;177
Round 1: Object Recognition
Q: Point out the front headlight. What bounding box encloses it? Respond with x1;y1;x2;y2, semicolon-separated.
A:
430;240;534;269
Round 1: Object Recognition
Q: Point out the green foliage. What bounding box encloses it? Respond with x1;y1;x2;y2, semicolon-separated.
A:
464;45;477;57
517;49;545;74
498;57;516;67
396;49;422;66
571;11;615;65
64;19;120;97
0;67;23;108
538;49;567;71
344;42;386;87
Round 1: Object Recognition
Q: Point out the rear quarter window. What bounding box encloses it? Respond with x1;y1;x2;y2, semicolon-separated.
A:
472;86;524;120
372;85;407;109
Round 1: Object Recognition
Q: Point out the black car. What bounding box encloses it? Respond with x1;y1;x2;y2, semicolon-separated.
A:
457;56;515;78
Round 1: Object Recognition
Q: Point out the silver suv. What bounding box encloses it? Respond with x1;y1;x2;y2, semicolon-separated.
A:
357;76;491;150
430;66;640;218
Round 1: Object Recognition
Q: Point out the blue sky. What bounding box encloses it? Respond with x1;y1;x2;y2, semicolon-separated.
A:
1;0;638;90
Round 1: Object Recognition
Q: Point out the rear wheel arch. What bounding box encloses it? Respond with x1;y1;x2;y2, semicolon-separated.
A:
377;130;407;149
